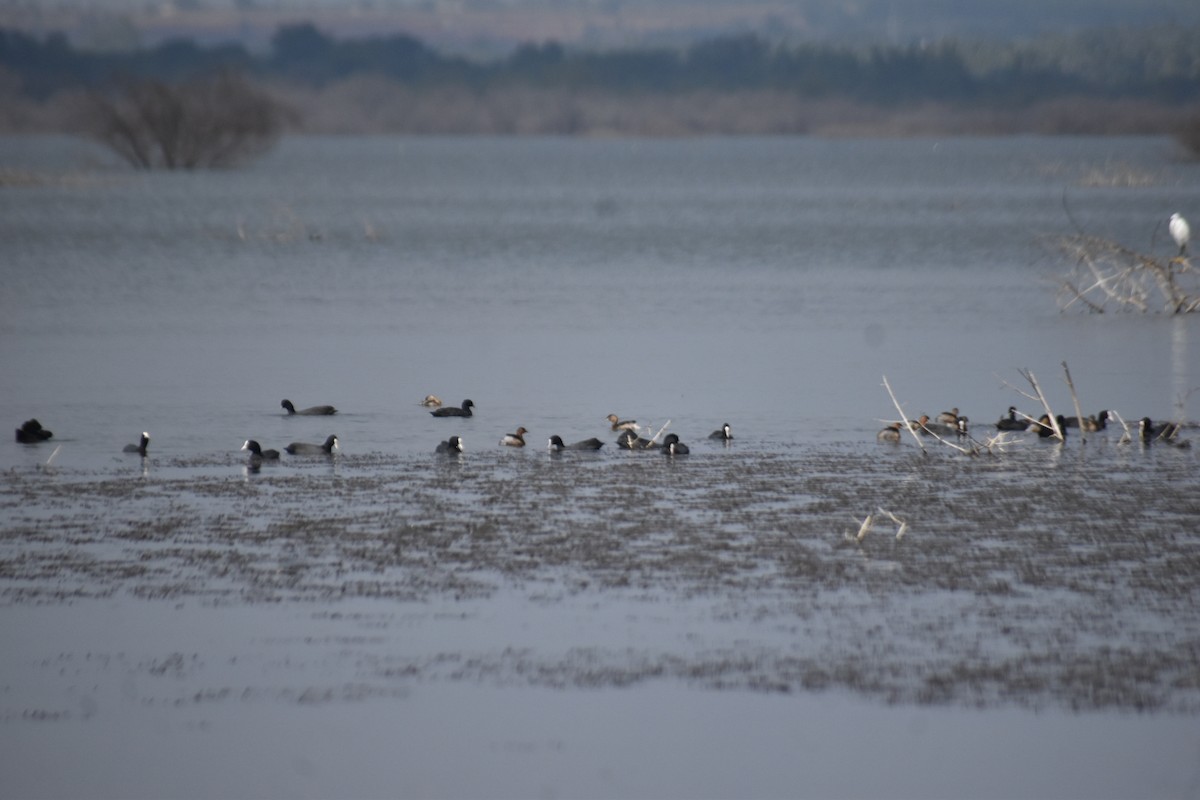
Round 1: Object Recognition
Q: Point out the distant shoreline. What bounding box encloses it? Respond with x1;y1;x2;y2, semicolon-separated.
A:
273;86;1194;138
5;83;1195;141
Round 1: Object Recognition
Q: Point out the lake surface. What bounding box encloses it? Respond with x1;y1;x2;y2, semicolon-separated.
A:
2;134;1199;798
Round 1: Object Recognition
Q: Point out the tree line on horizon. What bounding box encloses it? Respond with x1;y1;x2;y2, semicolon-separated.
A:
2;22;1199;108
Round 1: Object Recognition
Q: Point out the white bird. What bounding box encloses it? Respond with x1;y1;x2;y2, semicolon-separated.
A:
1169;213;1189;256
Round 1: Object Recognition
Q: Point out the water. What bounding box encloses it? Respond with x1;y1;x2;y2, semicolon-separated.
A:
2;135;1200;798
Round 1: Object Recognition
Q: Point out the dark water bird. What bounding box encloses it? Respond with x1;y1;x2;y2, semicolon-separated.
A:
1064;410;1108;431
500;426;528;447
995;406;1030;431
282;399;337;416
877;423;902;443
123;432;150;455
242;439;280;460
709;423;733;441
661;433;690;455
548;435;605;451
436;435;463;454
606;414;638;432
285;434;339;455
15;418;53;443
1139;417;1183;443
1032;414;1066;439
993;407;1032;431
432;399;474;418
616;429;658;450
1170;213;1190;256
420;395;442;408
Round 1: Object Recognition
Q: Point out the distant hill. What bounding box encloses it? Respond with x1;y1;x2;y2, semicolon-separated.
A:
5;0;1200;56
2;5;1198;137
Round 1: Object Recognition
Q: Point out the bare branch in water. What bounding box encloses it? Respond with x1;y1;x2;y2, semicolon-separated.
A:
1051;233;1197;314
1015;368;1063;441
1061;361;1087;443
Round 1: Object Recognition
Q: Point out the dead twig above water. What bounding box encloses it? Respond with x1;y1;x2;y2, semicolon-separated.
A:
881;375;925;452
1061;361;1087;444
1002;368;1063;441
881;375;983;455
1108;409;1135;444
849;508;909;543
1052;233;1199;314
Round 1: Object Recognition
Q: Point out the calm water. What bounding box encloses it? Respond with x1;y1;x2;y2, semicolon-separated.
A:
3;135;1200;465
2;135;1199;798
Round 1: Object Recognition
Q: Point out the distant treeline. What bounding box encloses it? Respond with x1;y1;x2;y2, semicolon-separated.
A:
3;22;1200;107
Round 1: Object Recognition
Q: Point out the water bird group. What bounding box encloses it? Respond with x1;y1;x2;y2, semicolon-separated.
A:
880;400;1189;448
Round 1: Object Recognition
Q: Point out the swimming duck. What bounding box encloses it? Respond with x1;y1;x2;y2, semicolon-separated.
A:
1064;410;1108;431
936;407;960;426
500;426;528;447
436;435;464;454
995;407;1030;431
661;433;690;455
708;423;733;441
548;435;605;451
420;395;443;408
285;434;339;455
242;439;280;460
123;432;150;456
432;399;474;418
606;414;638;432
877;423;902;443
15;418;53;443
1139;417;1182;443
616;429;658;450
916;414;966;437
281;399;338;416
1032;414;1066;439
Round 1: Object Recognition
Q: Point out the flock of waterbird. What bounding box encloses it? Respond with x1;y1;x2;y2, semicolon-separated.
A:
13;396;733;465
416;395;728;458
12;206;1193;463
877;404;1188;447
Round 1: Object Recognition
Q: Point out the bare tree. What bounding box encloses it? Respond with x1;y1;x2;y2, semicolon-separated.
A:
81;71;292;169
1054;234;1199;314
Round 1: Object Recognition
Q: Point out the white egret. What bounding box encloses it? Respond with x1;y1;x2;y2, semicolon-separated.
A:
1169;213;1189;256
